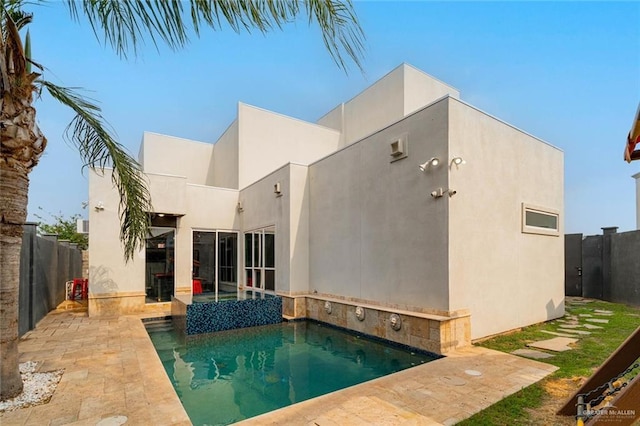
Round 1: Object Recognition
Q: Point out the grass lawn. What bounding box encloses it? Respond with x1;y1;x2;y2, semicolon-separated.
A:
458;298;640;426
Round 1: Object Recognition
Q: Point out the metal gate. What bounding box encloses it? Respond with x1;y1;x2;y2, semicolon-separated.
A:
564;233;583;297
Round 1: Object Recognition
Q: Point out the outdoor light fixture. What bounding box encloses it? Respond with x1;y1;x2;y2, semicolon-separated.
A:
419;157;440;172
431;188;445;198
94;202;105;211
450;156;466;169
236;202;244;213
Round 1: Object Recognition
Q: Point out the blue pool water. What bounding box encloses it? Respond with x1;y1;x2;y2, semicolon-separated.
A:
147;320;437;425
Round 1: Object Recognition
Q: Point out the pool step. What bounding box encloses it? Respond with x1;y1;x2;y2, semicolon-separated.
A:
144;318;173;333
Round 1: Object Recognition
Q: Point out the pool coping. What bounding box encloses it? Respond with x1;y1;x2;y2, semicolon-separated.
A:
236;345;558;425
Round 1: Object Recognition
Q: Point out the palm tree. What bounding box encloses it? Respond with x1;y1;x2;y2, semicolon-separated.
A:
0;0;364;400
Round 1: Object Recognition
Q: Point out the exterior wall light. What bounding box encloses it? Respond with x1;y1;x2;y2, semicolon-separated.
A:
419;157;440;172
94;202;105;211
324;301;332;314
355;306;365;321
450;157;466;169
431;188;444;198
274;182;282;197
236;202;244;213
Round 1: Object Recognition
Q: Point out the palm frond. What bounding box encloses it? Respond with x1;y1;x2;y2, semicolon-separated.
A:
41;81;152;261
305;0;364;72
65;0;364;71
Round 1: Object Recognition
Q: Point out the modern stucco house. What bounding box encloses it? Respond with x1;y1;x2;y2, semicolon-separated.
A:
88;63;564;354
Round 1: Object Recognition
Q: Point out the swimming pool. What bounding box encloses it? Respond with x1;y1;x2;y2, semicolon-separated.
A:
147;320;437;425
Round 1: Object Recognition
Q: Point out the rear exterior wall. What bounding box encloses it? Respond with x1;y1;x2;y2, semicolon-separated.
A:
447;98;565;339
308;98;451;314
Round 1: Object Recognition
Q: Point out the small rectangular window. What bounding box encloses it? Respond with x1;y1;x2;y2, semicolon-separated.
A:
522;204;559;236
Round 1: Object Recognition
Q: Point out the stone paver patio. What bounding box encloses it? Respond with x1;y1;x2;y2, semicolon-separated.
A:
1;307;557;426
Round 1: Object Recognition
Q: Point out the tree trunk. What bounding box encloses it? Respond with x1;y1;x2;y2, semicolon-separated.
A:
0;94;46;400
0;164;27;400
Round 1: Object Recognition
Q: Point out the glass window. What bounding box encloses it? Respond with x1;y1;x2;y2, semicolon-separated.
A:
265;270;275;291
253;233;262;266
244;227;276;293
522;204;559;236
265;233;275;268
245;233;252;267
525;210;558;230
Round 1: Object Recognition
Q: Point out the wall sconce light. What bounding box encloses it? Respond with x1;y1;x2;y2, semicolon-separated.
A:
157;213;165;217
431;188;444;198
236;202;244;213
419;157;440;172
274;182;282;197
431;188;458;198
94;202;105;211
450;156;466;169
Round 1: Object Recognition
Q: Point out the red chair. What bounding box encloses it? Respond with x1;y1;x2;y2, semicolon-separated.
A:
70;278;88;301
192;279;202;295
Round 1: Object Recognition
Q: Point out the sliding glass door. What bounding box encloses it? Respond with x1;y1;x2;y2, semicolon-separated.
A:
218;232;238;294
192;230;238;300
145;227;175;303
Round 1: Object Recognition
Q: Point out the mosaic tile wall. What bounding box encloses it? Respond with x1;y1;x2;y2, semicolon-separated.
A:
182;296;282;335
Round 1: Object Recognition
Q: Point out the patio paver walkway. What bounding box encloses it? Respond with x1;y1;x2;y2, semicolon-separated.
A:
1;307;558;426
0;309;189;426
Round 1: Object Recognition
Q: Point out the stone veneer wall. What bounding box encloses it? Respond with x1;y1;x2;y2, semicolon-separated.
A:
172;295;282;335
88;293;171;317
281;294;470;355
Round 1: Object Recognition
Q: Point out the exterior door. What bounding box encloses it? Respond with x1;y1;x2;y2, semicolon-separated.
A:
193;230;238;299
564;234;583;297
145;227;175;303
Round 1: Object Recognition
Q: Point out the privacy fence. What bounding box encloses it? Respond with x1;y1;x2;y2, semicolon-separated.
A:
565;227;640;306
19;223;83;336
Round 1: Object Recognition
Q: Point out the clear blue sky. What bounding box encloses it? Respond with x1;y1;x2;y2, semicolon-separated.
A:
25;1;639;236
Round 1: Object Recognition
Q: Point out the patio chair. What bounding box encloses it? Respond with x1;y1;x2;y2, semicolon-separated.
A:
69;278;88;301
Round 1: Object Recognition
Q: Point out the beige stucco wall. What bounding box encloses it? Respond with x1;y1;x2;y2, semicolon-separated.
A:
317;64;459;148
173;184;241;291
237;103;340;189
237;163;311;295
212;120;239;189
239;165;291;292
88;168;242;315
147;173;187;215
140;132;215;186
403;64;459;115
447;98;565;339
89;169;145;297
288;164;310;294
340;65;405;146
316;103;343;131
316;104;345;148
308;99;451;313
